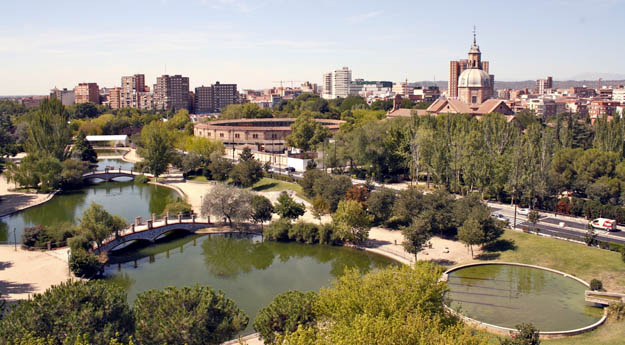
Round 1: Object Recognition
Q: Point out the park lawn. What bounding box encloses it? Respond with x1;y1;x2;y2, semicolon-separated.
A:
251;177;308;201
484;230;625;293
188;175;210;183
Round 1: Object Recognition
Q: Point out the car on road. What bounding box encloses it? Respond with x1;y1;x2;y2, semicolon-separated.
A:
590;218;617;231
491;213;507;221
285;167;296;173
517;208;530;216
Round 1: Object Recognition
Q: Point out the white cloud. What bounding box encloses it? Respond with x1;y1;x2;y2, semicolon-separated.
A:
348;10;383;23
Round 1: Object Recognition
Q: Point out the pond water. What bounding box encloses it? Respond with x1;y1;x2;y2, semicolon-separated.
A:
105;233;396;335
0;159;178;243
95;158;135;172
445;264;603;332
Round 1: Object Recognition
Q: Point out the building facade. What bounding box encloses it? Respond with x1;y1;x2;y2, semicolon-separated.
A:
322;72;332;99
194;82;238;113
121;74;146;108
108;87;122;110
154;75;190;111
331;67;352;99
74;83;100;104
537;76;553;95
49;87;75;106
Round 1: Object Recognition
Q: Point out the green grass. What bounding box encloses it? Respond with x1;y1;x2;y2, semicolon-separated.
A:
188;175;210;183
542;320;625;345
479;230;625;293
250;177;308;201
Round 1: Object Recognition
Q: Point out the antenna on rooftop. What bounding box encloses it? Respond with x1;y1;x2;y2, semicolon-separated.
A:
473;25;477;45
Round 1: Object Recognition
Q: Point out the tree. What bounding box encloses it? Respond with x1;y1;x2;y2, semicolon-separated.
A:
201;184;252;225
311;196;330;223
367;187;396;224
500;323;540;345
344;184;369;205
60;159;88;189
274;191;306;221
281;264;490;345
137;121;176;178
71;131;97;163
208;153;233;181
285;114;330;152
251;195;274;228
528;210;540;234
230;157;264;187
332;199;372;244
458;217;484;258
184;136;225;158
254;290;317;344
133;285;248;345
24;98;73;161
79;202;127;249
0;280;134;345
69;248;102;278
402;216;432;262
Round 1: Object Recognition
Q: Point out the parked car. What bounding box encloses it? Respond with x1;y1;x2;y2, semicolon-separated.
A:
590;218;617;231
285;167;296;173
517;208;530;216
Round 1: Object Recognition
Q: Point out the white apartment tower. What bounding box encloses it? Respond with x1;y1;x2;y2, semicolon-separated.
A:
332;67;352;99
322;72;333;99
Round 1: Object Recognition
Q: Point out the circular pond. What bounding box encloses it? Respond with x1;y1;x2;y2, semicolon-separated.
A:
105;233;396;335
444;263;603;333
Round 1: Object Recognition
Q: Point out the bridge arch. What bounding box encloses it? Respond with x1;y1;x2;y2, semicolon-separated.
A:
153;228;195;241
107;238;153;252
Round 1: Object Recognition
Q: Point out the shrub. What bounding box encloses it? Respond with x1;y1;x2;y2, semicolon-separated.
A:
590;279;603;291
162;200;192;217
21;225;52;248
264;219;291;241
69;249;102;278
133;285;248;345
607;302;625;321
0;280;134;345
254;290;317;344
289;221;320;244
501;323;540;345
68;234;91;251
318;222;339;245
621;247;625;263
134;174;149;184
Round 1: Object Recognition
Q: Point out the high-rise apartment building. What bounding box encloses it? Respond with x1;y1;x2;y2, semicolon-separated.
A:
49;87;75;106
74;83;100;104
332;67;352;99
108;87;122;109
121;74;146;108
322;73;332;99
154;75;190;111
194;82;238;113
537;77;553;95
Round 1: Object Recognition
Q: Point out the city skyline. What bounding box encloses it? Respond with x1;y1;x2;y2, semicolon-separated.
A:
2;0;625;95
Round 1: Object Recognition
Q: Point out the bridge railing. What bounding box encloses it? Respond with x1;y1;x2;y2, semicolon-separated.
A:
96;213;212;249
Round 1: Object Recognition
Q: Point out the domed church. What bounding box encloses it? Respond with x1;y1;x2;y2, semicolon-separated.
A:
457;33;494;105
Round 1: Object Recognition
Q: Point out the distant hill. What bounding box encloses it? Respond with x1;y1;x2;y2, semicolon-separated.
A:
416;80;625;90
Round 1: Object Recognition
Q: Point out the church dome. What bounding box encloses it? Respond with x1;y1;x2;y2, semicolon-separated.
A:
458;68;491;88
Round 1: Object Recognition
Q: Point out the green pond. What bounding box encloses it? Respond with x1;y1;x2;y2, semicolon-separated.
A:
445;264;603;332
105;233;396;335
0;160;178;244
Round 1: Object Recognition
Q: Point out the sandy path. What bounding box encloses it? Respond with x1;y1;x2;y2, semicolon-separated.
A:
0;175;53;218
0;246;72;301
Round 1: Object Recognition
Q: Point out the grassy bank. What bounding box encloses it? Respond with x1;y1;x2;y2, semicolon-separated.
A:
480;230;625;293
251;177;308;201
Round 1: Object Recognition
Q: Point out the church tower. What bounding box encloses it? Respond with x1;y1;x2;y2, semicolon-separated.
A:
467;27;482;69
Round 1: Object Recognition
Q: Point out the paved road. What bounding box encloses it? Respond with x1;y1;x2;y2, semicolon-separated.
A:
491;206;625;245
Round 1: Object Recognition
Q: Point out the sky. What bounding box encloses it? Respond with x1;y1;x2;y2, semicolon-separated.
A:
1;0;625;95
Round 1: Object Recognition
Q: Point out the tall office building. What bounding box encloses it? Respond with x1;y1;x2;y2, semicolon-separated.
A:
194;82;238;113
121;74;146;108
537;76;553;95
448;30;491;99
332;67;352;99
74;83;100;104
154;75;190;111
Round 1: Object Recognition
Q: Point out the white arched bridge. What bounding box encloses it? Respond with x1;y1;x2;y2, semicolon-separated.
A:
95;214;215;254
82;169;155;182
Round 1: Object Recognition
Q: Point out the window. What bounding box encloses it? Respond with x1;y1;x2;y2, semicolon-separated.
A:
252;134;258;139
220;133;224;138
271;134;277;139
234;133;240;139
472;96;477;104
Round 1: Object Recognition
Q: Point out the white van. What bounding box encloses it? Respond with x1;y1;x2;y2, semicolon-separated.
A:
590;218;617;231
